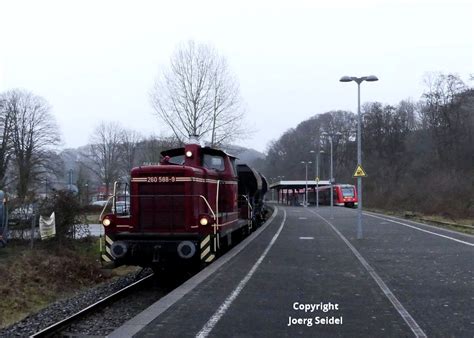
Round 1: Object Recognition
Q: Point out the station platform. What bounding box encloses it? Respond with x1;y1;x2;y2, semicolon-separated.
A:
110;205;473;337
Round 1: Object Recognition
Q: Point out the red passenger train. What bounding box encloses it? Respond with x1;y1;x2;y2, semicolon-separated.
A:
100;142;267;270
312;184;358;208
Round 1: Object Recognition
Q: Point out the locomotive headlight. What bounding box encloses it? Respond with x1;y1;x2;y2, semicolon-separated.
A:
185;150;193;158
102;218;111;226
199;214;213;226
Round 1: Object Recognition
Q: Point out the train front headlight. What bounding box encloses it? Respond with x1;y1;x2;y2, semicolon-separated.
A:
102;218;111;226
199;214;214;226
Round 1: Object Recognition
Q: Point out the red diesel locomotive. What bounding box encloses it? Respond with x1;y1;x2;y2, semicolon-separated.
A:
100;142;267;270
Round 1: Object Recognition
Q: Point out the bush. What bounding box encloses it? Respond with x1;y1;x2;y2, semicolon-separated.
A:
37;191;89;245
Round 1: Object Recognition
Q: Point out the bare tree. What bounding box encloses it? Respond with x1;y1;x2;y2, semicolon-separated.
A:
209;56;246;145
120;129;143;177
139;135;180;164
420;73;469;164
87;121;124;197
0;93;14;186
5;89;61;201
151;40;246;146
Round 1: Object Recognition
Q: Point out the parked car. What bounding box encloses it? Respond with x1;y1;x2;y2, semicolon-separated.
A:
91;200;108;207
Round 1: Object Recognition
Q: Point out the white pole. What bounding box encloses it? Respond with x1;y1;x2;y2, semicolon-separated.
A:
357;82;363;239
330;136;334;219
305;163;308;207
316;153;319;209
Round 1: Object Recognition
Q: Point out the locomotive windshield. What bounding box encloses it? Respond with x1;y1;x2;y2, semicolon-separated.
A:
168;155;185;165
341;187;354;197
202;154;225;171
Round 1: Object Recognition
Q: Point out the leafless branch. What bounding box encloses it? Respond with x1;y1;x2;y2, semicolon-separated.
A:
150;40;247;146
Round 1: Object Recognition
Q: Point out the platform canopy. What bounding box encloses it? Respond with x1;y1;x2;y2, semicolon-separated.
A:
269;180;331;190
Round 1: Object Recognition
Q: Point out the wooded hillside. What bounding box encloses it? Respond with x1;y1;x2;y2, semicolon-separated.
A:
262;74;473;218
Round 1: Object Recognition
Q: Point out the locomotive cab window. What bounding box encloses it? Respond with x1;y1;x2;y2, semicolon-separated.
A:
230;158;237;176
168;155;185;165
202;154;225;171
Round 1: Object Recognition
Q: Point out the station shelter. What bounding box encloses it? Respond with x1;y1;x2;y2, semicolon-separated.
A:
268;180;330;206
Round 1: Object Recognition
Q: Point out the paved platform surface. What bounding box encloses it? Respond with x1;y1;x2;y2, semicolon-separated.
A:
110;206;474;337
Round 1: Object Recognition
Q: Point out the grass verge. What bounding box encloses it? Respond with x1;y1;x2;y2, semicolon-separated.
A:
365;208;474;235
0;238;135;328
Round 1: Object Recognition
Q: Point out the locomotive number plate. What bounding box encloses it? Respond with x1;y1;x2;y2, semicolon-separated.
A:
146;176;176;183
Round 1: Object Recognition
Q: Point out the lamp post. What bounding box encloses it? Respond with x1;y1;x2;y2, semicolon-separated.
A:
68;169;73;192
85;182;89;205
321;132;341;218
310;150;324;209
300;161;312;207
340;75;378;239
44;179;48;198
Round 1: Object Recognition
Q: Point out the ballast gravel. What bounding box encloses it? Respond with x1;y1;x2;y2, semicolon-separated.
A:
0;270;163;337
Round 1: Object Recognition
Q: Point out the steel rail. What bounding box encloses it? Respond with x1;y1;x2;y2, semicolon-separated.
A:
30;272;155;337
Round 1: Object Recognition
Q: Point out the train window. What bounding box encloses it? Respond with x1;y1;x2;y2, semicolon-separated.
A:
168;155;185;165
230;158;237;176
203;154;225;171
342;187;354;197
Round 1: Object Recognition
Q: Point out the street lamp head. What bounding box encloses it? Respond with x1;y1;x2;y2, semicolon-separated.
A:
340;76;353;82
310;150;315;154
301;161;305;164
365;75;378;82
321;131;328;136
335;132;342;136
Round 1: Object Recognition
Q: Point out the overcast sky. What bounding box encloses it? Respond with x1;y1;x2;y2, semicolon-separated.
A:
0;0;472;152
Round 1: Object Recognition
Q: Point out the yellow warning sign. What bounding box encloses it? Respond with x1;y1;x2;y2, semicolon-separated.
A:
353;165;367;177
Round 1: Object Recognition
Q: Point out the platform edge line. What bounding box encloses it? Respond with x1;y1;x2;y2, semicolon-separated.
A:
364;212;474;246
196;209;287;338
309;210;427;338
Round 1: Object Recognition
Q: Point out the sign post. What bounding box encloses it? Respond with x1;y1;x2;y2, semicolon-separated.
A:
353;164;368;239
315;176;319;210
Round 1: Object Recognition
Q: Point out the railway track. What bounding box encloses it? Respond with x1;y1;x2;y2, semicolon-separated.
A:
30;273;156;337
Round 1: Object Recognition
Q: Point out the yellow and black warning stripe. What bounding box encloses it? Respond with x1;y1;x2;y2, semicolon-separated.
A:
101;235;114;263
200;234;216;264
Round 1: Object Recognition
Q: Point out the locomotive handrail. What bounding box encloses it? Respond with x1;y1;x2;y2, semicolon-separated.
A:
113;181;118;216
99;196;114;221
240;194;253;211
241;194;253;224
216;180;220;228
215;180;220;250
200;194;216;221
